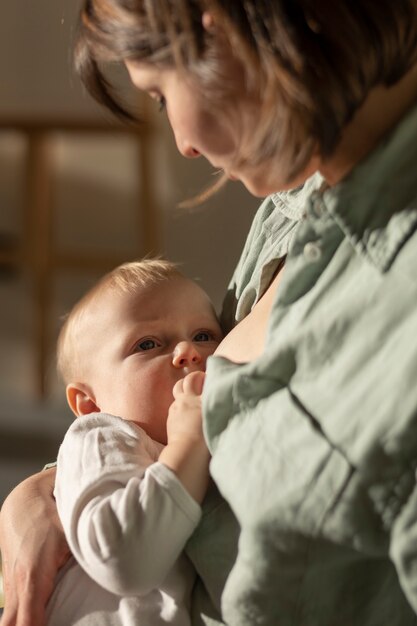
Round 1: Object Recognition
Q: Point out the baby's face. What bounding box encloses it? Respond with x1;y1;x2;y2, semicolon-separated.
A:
80;275;222;444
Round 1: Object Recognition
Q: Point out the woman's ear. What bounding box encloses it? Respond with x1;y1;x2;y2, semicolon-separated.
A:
66;383;100;417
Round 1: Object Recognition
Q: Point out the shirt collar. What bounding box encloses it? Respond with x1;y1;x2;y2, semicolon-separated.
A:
319;101;417;271
270;172;323;221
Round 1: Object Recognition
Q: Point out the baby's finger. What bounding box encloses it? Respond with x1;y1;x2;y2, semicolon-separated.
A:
172;378;184;399
183;371;205;395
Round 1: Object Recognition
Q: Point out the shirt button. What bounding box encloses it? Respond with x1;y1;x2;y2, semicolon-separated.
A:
313;197;325;217
303;241;322;261
309;191;326;218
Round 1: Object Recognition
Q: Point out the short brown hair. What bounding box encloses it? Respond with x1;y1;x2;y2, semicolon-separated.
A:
75;0;417;182
57;258;180;384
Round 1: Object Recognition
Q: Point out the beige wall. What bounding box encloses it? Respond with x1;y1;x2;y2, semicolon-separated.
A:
0;0;258;310
0;1;260;501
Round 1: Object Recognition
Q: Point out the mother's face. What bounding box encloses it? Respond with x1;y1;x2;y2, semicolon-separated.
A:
125;60;320;196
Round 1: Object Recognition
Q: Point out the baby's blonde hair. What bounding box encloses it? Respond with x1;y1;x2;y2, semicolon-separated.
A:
57;258;181;384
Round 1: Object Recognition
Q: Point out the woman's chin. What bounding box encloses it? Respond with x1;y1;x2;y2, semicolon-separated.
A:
239;175;280;198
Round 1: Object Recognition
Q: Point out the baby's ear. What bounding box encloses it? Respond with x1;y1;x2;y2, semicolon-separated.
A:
66;383;99;417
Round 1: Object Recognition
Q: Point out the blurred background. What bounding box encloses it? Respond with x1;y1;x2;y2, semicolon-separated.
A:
0;0;258;510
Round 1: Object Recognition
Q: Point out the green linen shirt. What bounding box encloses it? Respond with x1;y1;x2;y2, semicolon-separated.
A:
189;102;417;625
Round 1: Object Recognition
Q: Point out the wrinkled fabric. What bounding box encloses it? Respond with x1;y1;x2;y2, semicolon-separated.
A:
49;413;200;625
197;104;417;625
187;180;317;625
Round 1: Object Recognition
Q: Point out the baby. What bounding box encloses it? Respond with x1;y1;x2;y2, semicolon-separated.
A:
45;259;222;625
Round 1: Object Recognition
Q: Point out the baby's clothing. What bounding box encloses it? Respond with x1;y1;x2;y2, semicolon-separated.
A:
46;412;202;625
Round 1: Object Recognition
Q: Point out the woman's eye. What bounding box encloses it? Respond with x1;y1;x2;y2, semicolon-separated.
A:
136;338;159;351
148;91;166;113
193;331;214;342
156;96;166;112
152;94;167;113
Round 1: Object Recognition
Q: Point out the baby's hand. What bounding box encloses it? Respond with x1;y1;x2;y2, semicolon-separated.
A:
173;370;205;397
160;371;210;502
166;371;205;446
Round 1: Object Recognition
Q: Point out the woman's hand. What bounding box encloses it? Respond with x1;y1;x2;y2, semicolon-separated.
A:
0;467;71;626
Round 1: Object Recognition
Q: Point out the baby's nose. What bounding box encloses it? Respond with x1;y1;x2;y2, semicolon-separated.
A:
172;341;202;368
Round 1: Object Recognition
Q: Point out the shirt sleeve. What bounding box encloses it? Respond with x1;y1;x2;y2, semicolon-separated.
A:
54;412;202;596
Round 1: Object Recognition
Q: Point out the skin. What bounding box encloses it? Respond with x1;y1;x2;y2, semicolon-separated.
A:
65;274;222;505
3;21;417;626
125;57;417;195
0;469;71;626
66;275;222;444
125;60;321;196
0;276;221;626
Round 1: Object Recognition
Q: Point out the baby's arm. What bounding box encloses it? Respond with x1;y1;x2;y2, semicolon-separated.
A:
54;372;208;597
159;370;210;503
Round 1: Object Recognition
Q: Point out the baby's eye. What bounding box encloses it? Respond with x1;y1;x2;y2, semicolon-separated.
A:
193;331;214;343
136;338;160;351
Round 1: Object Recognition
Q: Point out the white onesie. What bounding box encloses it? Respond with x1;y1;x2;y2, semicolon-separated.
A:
46;412;202;625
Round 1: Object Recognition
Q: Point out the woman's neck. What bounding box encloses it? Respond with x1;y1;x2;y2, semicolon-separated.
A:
320;63;417;186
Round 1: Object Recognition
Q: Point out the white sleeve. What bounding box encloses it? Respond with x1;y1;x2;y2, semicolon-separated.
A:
54;412;201;596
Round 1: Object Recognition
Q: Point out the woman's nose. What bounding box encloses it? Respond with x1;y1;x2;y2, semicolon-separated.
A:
182;144;200;159
175;134;200;159
172;341;203;368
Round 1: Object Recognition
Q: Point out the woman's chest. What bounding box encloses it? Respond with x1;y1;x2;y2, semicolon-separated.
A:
215;269;284;363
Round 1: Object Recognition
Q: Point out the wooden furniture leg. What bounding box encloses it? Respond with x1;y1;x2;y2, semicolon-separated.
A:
25;131;54;399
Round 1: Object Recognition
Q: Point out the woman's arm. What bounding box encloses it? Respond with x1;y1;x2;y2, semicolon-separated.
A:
0;467;71;626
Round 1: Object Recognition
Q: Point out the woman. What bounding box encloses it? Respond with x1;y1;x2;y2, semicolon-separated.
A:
2;1;417;624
